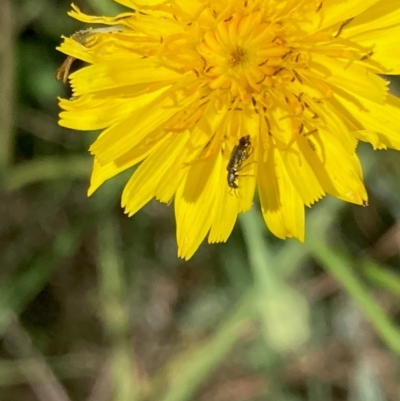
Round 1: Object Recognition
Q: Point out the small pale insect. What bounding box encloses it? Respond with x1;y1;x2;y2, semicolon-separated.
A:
56;27;123;83
226;135;252;189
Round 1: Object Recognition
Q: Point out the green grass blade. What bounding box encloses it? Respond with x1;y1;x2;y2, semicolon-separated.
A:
361;259;400;297
97;217;139;401
307;236;400;354
4;156;91;190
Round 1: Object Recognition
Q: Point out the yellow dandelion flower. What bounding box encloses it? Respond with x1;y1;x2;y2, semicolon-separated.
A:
58;0;400;259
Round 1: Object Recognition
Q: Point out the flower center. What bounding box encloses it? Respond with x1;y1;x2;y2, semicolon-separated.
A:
230;46;247;67
196;12;290;100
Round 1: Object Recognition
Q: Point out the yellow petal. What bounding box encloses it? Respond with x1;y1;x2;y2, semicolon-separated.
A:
282;141;325;207
155;135;194;203
89;88;192;164
308;54;388;104
175;151;222;260
56;37;95;64
336;92;400;150
350;26;400;74
121;132;189;216
115;0;166;9
313;100;358;153
208;155;239;244
258;145;305;241
69;59;182;95
59;94;142;130
69;4;133;26
88;131;165;195
317;0;381;31
297;130;368;205
344;1;400;37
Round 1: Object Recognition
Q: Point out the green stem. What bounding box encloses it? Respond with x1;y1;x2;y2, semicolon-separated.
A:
239;210;278;292
240;209;311;352
158;291;254;401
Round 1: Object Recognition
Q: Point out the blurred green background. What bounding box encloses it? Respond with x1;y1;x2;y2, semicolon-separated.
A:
2;1;400;400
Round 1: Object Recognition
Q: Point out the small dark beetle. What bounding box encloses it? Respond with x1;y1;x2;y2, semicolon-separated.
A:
226;135;252;189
